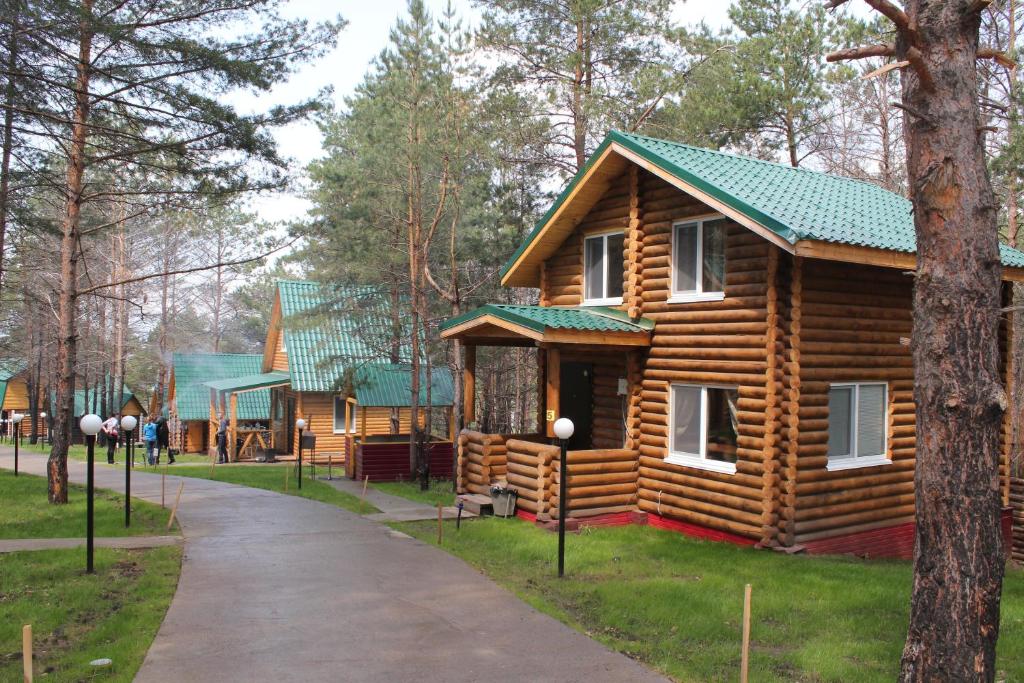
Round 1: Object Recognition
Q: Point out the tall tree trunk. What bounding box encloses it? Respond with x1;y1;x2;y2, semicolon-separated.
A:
899;1;1006;679
49;2;93;504
572;16;586;172
0;1;19;303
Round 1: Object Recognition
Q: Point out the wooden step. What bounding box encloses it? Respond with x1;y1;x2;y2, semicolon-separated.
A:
458;493;493;516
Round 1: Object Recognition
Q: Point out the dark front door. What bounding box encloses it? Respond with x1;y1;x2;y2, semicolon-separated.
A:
559;362;593;451
285;395;296;454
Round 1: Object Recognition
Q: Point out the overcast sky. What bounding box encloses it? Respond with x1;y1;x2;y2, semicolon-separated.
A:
238;1;773;223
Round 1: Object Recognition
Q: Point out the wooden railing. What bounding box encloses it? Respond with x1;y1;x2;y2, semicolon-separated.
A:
550;449;639;519
1012;477;1023;564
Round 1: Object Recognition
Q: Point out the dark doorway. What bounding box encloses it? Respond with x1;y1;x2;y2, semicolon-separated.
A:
285;395;296;454
559;362;593;451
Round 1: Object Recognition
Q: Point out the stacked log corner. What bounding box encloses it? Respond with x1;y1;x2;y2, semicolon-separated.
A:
506;439;558;519
1012;477;1024;564
457;430;509;494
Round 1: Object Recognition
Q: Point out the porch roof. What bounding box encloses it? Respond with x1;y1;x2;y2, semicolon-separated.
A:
439;304;653;346
204;371;291;394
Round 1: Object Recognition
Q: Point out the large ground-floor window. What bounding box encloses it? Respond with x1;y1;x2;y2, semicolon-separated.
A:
826;382;889;471
667;384;739;474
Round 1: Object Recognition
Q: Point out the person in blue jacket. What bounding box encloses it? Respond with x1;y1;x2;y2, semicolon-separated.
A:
142;416;158;466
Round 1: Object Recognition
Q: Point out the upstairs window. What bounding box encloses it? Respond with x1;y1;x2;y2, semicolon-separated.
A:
583;232;625;305
333;396;357;434
671;216;728;302
827;382;889;471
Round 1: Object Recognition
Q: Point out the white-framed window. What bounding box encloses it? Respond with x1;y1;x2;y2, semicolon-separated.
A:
332;396;357;434
670;215;728;303
667;384;739;475
583;231;625;305
826;382;890;471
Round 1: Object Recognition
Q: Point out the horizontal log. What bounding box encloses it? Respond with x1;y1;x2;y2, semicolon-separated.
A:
636;495;762;535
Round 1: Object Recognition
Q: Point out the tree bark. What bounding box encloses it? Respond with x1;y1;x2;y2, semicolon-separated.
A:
899;2;1006;679
0;0;19;303
49;1;93;504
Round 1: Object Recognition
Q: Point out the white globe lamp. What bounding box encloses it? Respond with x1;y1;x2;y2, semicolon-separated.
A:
296;418;307;430
80;414;103;437
12;412;23;424
553;417;574;441
120;415;137;432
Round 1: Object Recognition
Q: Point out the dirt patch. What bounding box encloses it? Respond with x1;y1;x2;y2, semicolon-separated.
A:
114;559;143;579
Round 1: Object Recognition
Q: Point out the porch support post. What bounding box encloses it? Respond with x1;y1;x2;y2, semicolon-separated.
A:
229;392;238;462
344;398;352;460
208;388;217;457
545;347;560;438
537;347;546;435
463;344;476;428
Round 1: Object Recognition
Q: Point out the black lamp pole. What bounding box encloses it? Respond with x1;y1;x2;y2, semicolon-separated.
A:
86;433;95;573
558;436;567;578
125;428;133;528
13;421;19;476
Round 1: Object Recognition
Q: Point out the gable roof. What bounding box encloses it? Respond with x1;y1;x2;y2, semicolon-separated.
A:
275;280;403;393
502;130;1024;286
172;352;270;421
440;304;654;347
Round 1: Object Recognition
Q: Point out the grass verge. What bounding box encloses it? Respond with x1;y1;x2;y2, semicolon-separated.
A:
0;546;181;682
0;469;175;539
66;444;211;466
372;478;457;508
166;464;380;514
394;516;1023;682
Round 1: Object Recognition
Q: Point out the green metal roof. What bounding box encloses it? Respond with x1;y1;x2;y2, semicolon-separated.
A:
204;371;291;393
353;364;454;407
501;130;1024;278
172;353;270;421
49;386;141;417
439;304;655;335
0;380;7;409
0;360;26;382
277;280;404;393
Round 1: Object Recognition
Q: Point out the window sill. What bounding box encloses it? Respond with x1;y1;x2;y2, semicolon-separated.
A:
665;453;737;475
826;455;892;472
581;297;623;307
666;292;726;304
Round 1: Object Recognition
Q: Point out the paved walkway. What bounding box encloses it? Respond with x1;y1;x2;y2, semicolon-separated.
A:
318;475;476;522
0;448;666;683
0;535;181;553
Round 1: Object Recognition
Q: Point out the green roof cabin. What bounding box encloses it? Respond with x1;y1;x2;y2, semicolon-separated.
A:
203;280;454;479
440;130;1024;559
168;352;270;454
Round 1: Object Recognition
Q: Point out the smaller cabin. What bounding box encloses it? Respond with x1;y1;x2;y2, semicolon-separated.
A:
1;362;46;439
205;280;455;480
168;352;271;453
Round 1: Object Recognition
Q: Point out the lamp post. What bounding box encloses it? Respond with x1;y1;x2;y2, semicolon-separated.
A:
80;414;102;574
121;415;137;528
40;412;47;447
553;417;574;578
1;418;6;444
296;418;306;490
12;413;24;476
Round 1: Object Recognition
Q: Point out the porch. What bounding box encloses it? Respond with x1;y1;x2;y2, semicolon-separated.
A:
440;304;654;521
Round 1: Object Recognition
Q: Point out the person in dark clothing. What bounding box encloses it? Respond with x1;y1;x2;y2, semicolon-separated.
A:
217;417;228;463
102;415;119;464
156;416;171;465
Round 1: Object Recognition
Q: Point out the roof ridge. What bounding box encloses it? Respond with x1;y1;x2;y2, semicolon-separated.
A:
611;129;895;194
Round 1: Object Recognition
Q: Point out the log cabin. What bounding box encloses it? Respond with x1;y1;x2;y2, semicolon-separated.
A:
441;130;1024;559
168;352;270;453
65;384;146;442
0;362;44;438
205;279;455;478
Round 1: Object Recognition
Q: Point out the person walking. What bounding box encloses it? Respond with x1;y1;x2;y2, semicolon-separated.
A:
102;414;119;464
157;415;174;464
154;415;170;465
143;416;158;466
217;416;228;464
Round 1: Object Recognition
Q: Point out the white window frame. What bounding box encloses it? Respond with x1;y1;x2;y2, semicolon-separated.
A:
669;214;728;304
826;382;891;471
582;230;625;306
666;383;738;475
332;396;357;435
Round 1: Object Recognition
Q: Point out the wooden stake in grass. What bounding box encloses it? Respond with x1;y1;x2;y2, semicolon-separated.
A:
284;464;289;492
167;481;185;531
740;583;752;683
360;475;369;511
437;502;443;545
161;468;166;508
22;624;32;682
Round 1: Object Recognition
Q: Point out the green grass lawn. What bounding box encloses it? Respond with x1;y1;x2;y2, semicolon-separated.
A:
0;546;181;682
372;478;457;507
0;469;175;539
166;464;380;514
66;443;211;465
395;516;1024;682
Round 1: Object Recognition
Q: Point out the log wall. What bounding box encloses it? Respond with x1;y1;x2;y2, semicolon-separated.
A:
457;430;510;494
506;438;558;518
551;448;639;518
